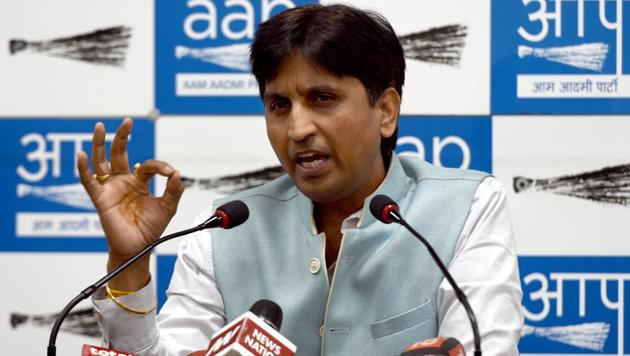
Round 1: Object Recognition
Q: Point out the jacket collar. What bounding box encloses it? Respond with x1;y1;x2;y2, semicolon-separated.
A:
296;154;409;234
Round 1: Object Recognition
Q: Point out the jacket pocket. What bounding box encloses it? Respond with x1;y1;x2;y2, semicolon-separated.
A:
370;299;434;339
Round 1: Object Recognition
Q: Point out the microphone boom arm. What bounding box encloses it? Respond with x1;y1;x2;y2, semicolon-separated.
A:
47;199;248;356
47;222;217;356
387;209;482;356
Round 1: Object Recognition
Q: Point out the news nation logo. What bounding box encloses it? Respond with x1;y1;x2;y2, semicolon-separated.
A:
156;0;318;114
518;256;630;355
396;116;492;173
0;119;154;252
492;0;630;114
81;344;136;356
205;311;295;356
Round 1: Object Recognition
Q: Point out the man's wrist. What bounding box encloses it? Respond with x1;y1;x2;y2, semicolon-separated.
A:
106;254;151;292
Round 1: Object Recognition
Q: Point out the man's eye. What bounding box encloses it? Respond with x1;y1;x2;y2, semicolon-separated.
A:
313;93;335;104
269;100;289;112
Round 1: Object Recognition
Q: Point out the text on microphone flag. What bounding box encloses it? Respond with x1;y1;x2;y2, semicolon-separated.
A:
81;344;137;356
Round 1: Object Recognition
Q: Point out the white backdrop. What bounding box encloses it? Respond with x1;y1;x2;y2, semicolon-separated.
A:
1;0;629;354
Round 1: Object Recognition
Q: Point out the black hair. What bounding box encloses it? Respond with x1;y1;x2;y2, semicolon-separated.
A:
250;4;405;167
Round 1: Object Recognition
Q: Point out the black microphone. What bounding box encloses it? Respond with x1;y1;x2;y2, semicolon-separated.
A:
249;299;283;330
369;195;481;356
47;200;249;356
200;200;250;229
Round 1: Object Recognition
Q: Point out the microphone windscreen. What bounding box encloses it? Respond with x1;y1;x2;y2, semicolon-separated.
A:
216;200;249;229
249;299;283;331
369;194;398;224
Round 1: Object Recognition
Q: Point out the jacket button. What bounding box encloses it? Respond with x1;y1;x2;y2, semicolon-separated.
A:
309;258;321;274
319;325;325;337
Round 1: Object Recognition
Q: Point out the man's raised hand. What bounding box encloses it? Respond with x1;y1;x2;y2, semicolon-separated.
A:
77;117;185;291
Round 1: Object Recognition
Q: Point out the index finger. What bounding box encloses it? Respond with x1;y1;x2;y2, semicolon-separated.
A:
91;122;110;176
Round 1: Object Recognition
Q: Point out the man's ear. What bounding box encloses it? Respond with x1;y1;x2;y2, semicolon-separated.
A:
377;87;401;139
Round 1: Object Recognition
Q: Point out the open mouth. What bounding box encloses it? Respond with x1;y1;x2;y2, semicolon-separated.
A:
295;152;329;169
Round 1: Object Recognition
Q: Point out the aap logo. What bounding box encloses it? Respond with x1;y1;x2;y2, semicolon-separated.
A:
518;256;630;354
0;119;154;252
396;116;492;173
156;0;318;114
492;0;630;114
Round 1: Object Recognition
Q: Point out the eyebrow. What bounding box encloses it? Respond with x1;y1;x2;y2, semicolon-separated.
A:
263;84;341;102
262;92;284;104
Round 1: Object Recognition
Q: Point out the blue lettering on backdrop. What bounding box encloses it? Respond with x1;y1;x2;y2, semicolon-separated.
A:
519;256;630;354
0;119;154;252
156;0;319;115
396;116;492;173
492;0;630;114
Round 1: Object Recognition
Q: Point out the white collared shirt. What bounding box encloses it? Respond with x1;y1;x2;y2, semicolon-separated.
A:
93;176;524;355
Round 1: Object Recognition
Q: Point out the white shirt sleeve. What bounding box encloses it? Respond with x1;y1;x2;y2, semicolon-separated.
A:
93;211;226;356
437;176;524;355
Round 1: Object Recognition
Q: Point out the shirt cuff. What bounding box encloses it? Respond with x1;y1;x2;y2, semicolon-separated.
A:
92;279;159;353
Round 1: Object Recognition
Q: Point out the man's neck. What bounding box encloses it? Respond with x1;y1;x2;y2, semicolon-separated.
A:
312;154;392;267
314;196;366;269
315;200;361;228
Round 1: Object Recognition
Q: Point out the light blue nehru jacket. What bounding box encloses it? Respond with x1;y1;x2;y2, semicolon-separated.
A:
211;155;488;355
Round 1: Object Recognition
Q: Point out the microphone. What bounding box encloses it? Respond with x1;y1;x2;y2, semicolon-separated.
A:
401;337;466;355
369;195;481;356
81;344;137;356
197;299;296;356
200;200;249;229
48;200;250;356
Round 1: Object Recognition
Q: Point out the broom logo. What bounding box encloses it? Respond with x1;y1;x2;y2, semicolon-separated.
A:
174;23;468;70
518;42;609;72
399;24;468;67
175;43;251;72
513;163;630;207
9;26;132;67
181;165;285;194
17;183;95;210
522;322;610;352
11;307;101;338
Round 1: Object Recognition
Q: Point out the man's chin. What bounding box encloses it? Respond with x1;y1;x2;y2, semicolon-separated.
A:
294;181;339;204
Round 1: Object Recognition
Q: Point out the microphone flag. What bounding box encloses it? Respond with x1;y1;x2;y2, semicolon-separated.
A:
81;344;137;356
401;337;466;356
204;311;296;356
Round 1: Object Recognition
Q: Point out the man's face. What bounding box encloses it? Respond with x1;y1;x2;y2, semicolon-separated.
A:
263;54;398;206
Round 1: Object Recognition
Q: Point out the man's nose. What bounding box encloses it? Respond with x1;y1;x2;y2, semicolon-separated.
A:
287;105;316;142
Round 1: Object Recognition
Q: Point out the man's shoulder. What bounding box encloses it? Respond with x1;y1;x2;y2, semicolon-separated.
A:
398;155;490;183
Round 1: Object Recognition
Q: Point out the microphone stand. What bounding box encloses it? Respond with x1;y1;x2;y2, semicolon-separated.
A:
387;209;482;356
47;216;224;356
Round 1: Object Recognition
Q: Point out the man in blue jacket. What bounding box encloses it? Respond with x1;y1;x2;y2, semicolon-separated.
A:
80;4;523;355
